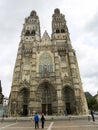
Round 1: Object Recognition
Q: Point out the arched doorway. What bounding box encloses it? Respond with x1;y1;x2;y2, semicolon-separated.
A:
18;87;29;116
62;86;75;115
37;81;57;115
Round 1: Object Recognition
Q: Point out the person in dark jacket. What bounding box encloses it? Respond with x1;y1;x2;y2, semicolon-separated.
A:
90;109;95;122
40;113;45;128
34;112;39;129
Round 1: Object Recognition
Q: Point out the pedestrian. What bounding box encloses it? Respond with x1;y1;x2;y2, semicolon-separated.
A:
34;112;39;129
64;110;67;116
90;109;95;122
40;113;45;129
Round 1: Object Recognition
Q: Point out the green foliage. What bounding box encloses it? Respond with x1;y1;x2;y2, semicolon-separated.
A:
87;96;98;110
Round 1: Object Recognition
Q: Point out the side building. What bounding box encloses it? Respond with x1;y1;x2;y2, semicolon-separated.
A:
8;9;88;116
0;80;4;117
0;80;4;105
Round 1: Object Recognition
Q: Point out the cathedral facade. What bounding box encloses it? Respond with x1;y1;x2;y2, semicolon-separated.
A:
8;9;88;116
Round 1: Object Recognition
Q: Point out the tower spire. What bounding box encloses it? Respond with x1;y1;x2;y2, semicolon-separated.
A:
52;8;69;40
21;10;41;42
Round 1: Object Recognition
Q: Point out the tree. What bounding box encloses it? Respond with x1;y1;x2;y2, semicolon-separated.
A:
87;96;97;110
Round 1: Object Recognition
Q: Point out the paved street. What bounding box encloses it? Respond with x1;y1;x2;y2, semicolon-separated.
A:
0;118;98;130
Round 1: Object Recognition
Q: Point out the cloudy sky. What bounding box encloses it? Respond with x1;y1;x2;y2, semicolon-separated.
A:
0;0;98;97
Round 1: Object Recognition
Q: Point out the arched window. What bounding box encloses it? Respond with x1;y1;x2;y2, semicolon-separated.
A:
39;52;53;73
61;29;65;33
25;30;30;36
56;29;60;33
31;30;35;36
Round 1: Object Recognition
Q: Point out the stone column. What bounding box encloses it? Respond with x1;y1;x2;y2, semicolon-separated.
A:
54;52;65;115
68;51;88;114
29;45;38;114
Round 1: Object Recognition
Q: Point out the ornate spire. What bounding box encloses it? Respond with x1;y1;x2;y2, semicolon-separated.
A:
21;10;41;42
52;8;69;40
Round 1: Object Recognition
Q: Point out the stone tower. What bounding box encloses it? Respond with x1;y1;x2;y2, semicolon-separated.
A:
8;9;88;116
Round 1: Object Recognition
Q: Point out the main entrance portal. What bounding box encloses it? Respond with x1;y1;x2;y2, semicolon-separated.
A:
37;81;56;115
42;104;52;115
63;86;75;114
23;105;28;116
18;87;29;116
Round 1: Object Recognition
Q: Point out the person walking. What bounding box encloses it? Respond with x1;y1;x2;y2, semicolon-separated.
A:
40;113;45;129
34;112;39;129
90;109;95;122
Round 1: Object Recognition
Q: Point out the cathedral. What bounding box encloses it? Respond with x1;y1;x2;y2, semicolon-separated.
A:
8;8;88;116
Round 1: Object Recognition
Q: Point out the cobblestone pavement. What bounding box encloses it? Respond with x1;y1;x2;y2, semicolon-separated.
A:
0;120;98;130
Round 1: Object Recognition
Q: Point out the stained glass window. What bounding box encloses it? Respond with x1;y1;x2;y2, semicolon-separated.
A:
39;52;53;73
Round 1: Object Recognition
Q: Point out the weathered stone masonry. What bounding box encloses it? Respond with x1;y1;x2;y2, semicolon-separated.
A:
8;8;88;116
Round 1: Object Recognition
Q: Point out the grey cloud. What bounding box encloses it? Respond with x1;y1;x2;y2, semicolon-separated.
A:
73;37;98;96
82;76;98;95
83;69;98;78
85;11;98;34
78;52;98;79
